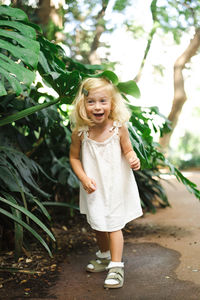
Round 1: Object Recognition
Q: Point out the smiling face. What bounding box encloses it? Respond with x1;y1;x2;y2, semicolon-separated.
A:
85;87;112;126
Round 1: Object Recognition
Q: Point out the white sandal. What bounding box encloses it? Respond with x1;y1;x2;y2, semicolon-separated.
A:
86;257;110;272
104;267;124;289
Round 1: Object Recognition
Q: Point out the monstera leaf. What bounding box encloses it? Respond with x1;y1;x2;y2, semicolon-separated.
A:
0;5;40;96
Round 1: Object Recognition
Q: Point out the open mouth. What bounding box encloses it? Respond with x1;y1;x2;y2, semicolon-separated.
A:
93;113;104;117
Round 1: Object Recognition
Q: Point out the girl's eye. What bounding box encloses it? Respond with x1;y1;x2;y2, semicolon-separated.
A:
101;99;107;103
87;99;94;104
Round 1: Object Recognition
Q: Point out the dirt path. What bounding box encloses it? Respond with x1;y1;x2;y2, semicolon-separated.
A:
31;172;200;300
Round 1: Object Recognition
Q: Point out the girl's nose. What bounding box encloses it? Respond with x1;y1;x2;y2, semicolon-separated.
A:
94;101;101;109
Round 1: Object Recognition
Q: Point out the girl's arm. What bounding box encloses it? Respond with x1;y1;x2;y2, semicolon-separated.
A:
120;126;140;170
69;132;96;194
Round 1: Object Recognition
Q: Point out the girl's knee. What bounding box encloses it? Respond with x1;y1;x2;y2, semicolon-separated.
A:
109;229;123;237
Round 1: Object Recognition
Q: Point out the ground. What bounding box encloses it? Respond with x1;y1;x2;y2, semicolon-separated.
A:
0;171;200;300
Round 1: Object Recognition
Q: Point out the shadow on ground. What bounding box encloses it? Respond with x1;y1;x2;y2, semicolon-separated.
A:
40;241;200;300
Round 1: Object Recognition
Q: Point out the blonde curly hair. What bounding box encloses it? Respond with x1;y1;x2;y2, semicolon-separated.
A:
70;77;131;131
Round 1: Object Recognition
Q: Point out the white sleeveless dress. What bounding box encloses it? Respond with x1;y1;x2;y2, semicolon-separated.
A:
79;121;143;232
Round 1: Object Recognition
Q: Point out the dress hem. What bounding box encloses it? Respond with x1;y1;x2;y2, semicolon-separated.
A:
81;211;143;232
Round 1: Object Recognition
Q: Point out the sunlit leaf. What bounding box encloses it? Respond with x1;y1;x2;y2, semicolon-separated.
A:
95;70;119;85
117;80;140;98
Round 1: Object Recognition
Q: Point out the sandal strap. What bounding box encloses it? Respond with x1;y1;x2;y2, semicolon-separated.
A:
89;258;109;265
106;267;124;282
87;258;110;272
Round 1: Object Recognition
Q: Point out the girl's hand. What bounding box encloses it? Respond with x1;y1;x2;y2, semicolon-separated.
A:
82;177;97;194
128;156;140;170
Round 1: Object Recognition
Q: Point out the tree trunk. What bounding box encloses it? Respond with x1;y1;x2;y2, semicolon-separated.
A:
88;1;109;64
159;28;200;151
134;0;158;82
38;0;51;26
37;0;64;42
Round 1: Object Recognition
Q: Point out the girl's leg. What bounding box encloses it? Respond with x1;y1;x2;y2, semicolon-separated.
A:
95;230;110;252
86;230;110;272
108;229;124;262
104;230;124;288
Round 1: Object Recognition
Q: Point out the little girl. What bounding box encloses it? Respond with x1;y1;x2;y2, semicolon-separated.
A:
69;77;143;289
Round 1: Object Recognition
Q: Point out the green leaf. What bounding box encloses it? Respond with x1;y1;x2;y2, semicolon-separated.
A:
0;207;53;257
0;11;40;96
38;51;52;75
0;196;55;242
63;56;104;73
0;80;7;96
113;0;130;11
0;20;36;40
4;150;50;198
67;169;79;188
0;5;28;21
0;29;40;52
0;164;24;192
0;53;35;86
33;198;51;221
2;192;23;260
43;201;79;210
0;67;22;95
0;97;60;126
95;70;119;85
0;39;38;68
13;211;24;261
117;80;141;98
22;21;42;34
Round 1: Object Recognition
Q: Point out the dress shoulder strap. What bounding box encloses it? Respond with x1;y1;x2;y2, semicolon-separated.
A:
109;121;122;134
77;126;89;138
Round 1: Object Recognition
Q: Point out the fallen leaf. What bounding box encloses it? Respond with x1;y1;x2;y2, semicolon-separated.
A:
18;257;24;262
62;226;68;231
20;280;27;284
12;263;18;267
51;264;57;270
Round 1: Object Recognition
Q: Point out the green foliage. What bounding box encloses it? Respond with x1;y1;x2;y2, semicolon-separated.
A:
0;5;40;96
0;145;51;198
118;81;140;98
128;103;200;204
168;106;200;170
0;195;55;257
135;169;170;212
0;141;56;258
113;0;131;11
156;0;200;43
169;131;200;170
